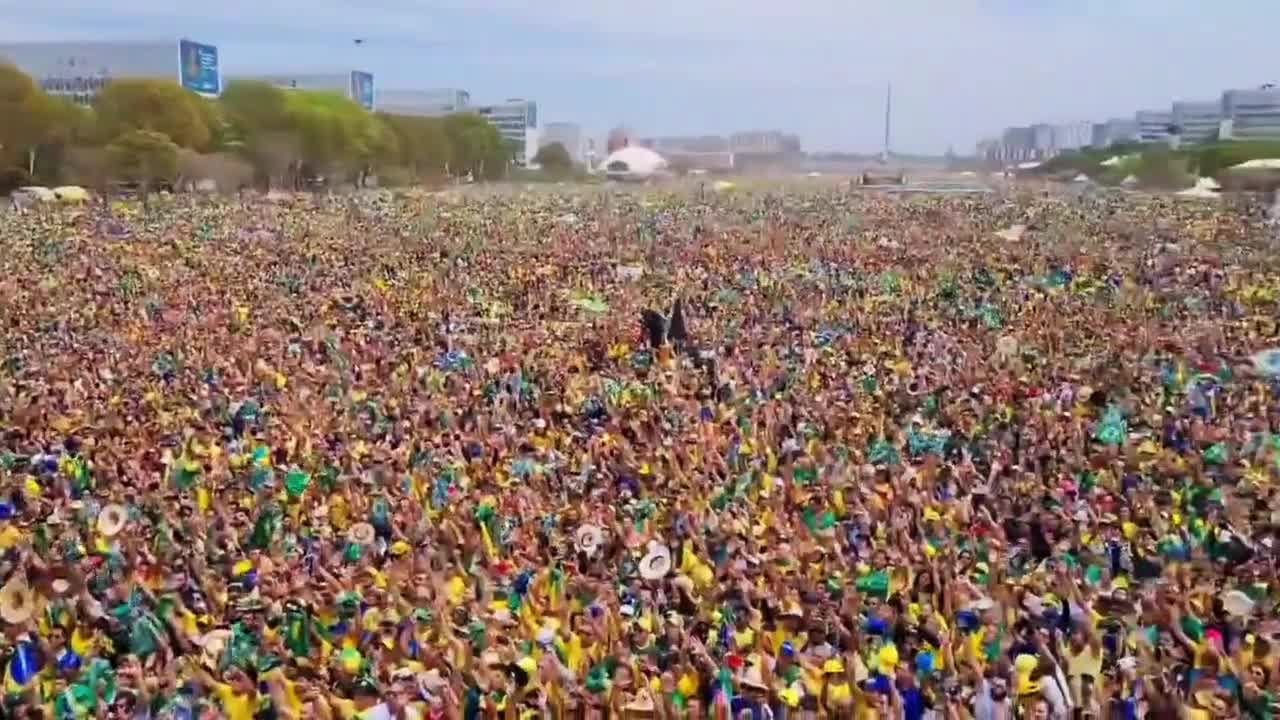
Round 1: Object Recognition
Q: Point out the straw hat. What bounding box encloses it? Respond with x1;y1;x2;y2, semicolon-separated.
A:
96;503;128;537
347;522;376;546
1222;589;1256;617
741;664;769;691
639;542;672;580
0;579;37;625
575;525;604;557
623;691;657;715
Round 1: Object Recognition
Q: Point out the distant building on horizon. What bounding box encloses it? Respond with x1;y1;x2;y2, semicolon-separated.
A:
540;122;585;164
1171;100;1222;143
729;130;800;155
1051;121;1091;153
1136;109;1175;143
0;39;220;105
376;88;470;116
1221;86;1280;141
475;99;537;166
235;71;375;110
607;127;633;154
1091;118;1140;147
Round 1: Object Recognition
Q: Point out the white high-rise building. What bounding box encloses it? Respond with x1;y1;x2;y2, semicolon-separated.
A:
476;99;538;166
1221;87;1280;140
376;88;469;117
1171;100;1222;143
1136;110;1175;143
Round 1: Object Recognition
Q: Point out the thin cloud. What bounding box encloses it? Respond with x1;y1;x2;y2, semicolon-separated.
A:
1;0;1276;152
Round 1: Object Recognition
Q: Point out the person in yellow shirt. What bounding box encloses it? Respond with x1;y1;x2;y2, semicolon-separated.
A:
189;663;261;720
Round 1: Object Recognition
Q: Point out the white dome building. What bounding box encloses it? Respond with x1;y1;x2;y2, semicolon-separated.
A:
600;146;669;182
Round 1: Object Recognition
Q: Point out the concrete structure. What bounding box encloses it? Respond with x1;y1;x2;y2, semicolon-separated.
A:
729;130;800;155
1091;118;1140;147
639;136;733;173
475;99;537;166
236;71;375;109
643;136;730;154
1222;87;1280;140
1051;121;1091;152
0;40;188;106
1171;100;1222;144
1136;109;1175;143
539;122;585;164
377;88;470;117
999;126;1036;163
1030;124;1054;157
975;138;1001;164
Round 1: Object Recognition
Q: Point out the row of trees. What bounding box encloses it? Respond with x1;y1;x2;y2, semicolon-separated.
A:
0;63;538;193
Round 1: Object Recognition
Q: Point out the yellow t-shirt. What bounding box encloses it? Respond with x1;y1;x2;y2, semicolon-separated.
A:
214;683;259;720
1066;644;1103;681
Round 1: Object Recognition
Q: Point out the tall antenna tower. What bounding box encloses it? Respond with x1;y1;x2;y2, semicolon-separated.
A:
882;83;892;161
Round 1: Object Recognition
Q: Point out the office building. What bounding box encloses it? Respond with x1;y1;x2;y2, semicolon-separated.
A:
235;71;376;110
0;39;220;105
1221;86;1280;140
1091;118;1140;148
1029;124;1055;158
1051;122;1091;152
975;138;1001;163
377;88;470;117
999;126;1035;162
638;136;733;172
1171;100;1222;143
539;122;585;164
1136;110;1174;143
729;130;801;155
643;135;729;153
476;99;538;166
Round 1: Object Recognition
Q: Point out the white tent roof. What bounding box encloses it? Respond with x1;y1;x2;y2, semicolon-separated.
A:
1100;156;1122;167
1177;178;1222;199
601;147;668;177
1230;158;1280;171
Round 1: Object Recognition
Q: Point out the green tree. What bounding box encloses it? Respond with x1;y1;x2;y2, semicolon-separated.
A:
378;113;451;178
0;63;60;175
285;90;373;183
533;142;573;173
442;114;506;180
95;79;212;150
106;129;180;193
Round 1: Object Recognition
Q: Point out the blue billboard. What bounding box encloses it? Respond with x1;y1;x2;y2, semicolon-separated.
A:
178;39;220;96
350;71;374;111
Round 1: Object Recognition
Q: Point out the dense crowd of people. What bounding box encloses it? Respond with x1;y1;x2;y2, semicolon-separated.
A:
0;185;1279;719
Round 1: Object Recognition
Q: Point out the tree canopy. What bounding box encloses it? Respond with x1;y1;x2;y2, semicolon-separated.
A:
533;142;573;173
94;78;214;150
0;63;61;171
106;129;180;188
0;66;526;191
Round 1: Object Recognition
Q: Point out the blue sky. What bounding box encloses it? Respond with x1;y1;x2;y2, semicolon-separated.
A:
2;0;1277;153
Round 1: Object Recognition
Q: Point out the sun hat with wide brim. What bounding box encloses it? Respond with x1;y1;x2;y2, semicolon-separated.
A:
96;503;129;537
0;580;37;625
639;542;672;580
347;522;376;546
575;524;604;557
